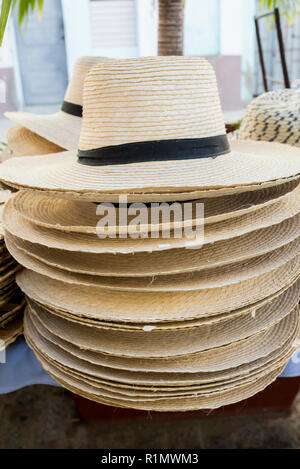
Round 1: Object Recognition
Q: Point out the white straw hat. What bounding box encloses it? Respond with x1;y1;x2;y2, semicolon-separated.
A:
1;57;300;200
239;89;300;146
6;125;64;157
5;57;110;151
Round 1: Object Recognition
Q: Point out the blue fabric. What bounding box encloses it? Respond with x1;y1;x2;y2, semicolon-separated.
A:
0;339;299;395
280;347;300;378
0;336;58;394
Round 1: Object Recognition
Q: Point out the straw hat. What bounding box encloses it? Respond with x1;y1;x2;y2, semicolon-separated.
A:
4;56;110;151
0;297;25;328
0;188;25;347
26;280;300;331
15;259;300;322
5;231;300;292
11;180;298;235
24;309;299;410
3;182;300;254
6;125;64;157
1;58;300;201
25;298;299;380
24;308;298;384
6;212;300;277
239;89;300;146
26;286;299;357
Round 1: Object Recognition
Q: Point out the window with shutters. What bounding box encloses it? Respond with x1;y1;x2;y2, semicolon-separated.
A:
89;0;137;49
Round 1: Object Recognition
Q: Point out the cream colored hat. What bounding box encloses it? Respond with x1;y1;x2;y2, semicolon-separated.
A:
4;56;110;151
6;125;64;157
6;211;300;277
1;57;300;201
239;89;300;146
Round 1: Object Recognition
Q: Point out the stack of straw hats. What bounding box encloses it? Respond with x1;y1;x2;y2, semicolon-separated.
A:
1;57;300;411
0;56;111;350
0;189;24;350
239;89;300;146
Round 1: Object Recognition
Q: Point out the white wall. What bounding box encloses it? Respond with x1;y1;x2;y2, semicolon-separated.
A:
220;0;243;55
62;0;148;77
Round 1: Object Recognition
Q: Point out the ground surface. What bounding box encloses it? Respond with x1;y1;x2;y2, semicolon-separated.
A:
0;385;299;449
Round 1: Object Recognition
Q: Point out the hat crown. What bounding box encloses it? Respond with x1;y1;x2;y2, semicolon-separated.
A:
64;56;111;107
79;56;226;151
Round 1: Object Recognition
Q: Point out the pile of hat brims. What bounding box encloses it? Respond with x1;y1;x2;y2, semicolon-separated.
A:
2;178;300;411
0;188;24;350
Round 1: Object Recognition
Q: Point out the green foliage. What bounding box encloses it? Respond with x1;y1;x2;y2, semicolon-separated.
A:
0;0;44;45
259;0;300;26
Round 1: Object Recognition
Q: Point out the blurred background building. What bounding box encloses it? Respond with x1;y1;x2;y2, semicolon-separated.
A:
0;0;257;115
0;0;299;117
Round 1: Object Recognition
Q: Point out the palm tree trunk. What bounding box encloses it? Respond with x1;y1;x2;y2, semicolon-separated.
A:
158;0;184;56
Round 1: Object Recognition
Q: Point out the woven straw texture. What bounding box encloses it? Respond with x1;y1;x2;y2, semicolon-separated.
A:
6;125;64;157
239;89;300;146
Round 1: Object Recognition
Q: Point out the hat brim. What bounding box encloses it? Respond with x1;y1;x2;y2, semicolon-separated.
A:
5;231;300;292
4;111;81;151
0;317;23;350
25;308;298;383
12;180;298;235
15;259;300;322
26;289;299;358
4;184;300;254
6;212;300;277
1;141;300;200
21;340;290;410
26;294;299;376
6;125;65;157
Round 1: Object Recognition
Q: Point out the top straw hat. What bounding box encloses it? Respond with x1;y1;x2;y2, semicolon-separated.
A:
6;125;64;157
1;56;300;200
4;56;110;151
239;89;300;146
